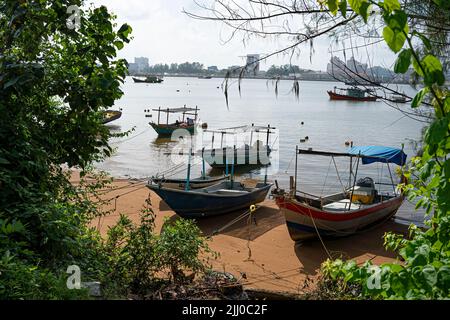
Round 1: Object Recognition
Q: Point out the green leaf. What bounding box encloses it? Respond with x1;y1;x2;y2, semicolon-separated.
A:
394;49;412;73
348;0;363;12
412;56;424;76
437;266;450;290
383;0;401;12
339;0;347;17
359;2;371;22
412;31;431;51
385;11;407;31
327;0;339;15
114;41;124;50
425;117;449;146
422;266;437;288
118;23;132;43
421;55;445;86
383;26;406;53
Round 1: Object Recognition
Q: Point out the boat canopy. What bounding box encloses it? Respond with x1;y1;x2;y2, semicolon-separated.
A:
216;124;276;133
349;146;407;166
152;107;199;114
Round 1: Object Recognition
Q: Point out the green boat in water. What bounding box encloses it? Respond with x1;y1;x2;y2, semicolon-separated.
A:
149;106;199;136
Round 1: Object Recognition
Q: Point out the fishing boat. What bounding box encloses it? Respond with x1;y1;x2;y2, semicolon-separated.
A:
133;76;164;84
328;86;377;101
201;124;275;169
149;106;199;136
391;94;407;103
272;146;407;242
150;175;230;190
148;147;272;218
101;110;122;124
344;80;381;87
148;180;272;218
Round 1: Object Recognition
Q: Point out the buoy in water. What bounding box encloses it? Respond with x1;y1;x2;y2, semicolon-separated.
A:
202;123;208;129
305;136;309;140
301;122;304;125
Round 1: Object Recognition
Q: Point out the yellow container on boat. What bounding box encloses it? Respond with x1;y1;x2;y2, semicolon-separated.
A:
350;186;375;204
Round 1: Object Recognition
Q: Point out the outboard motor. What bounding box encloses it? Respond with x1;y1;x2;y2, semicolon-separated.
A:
351;177;377;204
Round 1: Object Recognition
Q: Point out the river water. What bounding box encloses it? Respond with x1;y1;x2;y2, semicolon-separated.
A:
96;76;426;223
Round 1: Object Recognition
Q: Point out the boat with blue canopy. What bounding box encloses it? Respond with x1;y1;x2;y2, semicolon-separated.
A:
272;145;407;242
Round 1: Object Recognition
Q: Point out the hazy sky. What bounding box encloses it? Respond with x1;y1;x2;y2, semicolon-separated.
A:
93;0;396;71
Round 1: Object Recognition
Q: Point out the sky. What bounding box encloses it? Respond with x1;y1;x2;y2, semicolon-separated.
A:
92;0;396;71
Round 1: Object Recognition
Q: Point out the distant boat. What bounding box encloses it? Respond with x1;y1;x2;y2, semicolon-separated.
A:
391;95;407;103
150;175;229;190
101;110;122;124
133;76;164;83
328;87;377;101
149;106;199;136
198;75;212;79
344;80;381;86
272;146;407;241
148;180;272;218
201;124;276;169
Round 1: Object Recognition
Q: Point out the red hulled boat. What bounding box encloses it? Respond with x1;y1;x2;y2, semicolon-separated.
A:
328;86;377;102
272;146;407;242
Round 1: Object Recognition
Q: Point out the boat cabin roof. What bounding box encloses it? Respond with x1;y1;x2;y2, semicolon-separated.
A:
209;124;276;134
298;146;407;166
152;107;199;114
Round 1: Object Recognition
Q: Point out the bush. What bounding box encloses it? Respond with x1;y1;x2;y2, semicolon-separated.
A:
156;218;217;283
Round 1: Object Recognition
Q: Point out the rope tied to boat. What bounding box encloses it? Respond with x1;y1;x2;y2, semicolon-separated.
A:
208;205;260;238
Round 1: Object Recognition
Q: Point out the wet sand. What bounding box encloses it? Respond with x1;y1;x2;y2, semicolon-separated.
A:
84;175;408;295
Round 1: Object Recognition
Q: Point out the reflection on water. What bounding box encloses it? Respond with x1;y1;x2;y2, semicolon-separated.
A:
95;76;425;222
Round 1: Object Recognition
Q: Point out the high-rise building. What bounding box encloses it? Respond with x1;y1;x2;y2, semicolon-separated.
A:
245;54;260;74
134;57;149;73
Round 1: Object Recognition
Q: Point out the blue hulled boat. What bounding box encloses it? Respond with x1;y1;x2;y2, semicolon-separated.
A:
147;181;272;218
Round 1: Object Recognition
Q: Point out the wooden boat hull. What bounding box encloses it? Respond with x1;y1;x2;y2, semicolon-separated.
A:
150;122;195;136
148;182;272;218
203;147;272;168
275;194;403;241
151;175;229;190
328;91;377;101
102;110;122;124
132;77;163;84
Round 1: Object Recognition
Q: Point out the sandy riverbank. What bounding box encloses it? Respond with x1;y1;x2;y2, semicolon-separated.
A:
75;173;408;295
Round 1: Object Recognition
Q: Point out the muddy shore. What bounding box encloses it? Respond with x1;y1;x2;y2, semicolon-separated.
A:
77;174;408;295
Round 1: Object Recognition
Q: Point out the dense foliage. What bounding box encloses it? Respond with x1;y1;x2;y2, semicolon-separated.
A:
0;0;215;299
319;0;450;299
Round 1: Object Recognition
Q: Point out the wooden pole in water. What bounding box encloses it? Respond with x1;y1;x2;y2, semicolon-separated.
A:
185;147;192;191
166;108;169;125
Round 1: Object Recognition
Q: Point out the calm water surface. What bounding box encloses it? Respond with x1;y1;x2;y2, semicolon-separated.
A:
96;76;426;223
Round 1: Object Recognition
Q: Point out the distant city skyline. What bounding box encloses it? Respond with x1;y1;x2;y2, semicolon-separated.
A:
92;0;398;72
